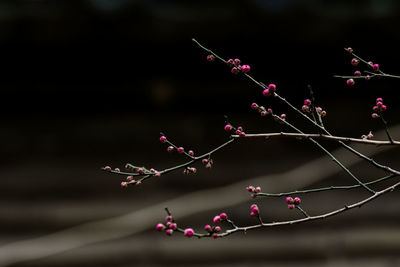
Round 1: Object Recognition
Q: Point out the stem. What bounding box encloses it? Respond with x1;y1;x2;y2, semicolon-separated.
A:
231;132;400;145
296;206;310;218
255;174;396;197
380;115;394;143
275;116;375;194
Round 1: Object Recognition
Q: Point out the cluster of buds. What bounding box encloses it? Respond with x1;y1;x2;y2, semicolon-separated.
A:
286;196;301;209
225;58;251;74
156;215;178;236
371;97;386;119
246;185;261;196
301;99;312;113
202;158;214;169
315;106;327;117
345;47;381;86
262;83;277;97
206;55;215;62
224;124;246;137
251;102;273;117
205;212;228;238
183;167;197;175
274;113;287;123
249;204;260;217
361;131;374;140
103;164;161;188
160;135;195;157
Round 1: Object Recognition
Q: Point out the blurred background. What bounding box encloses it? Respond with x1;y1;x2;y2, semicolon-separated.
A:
1;0;400;266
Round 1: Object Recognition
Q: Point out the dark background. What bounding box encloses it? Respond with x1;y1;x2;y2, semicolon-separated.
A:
1;0;400;266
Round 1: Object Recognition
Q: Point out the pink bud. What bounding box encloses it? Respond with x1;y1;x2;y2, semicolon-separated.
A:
376;97;383;103
156;223;166;231
280;114;286;120
205;162;212;169
177;147;184;154
121;182;127;188
251;206;259;213
219;213;228;220
381;105;387;111
365;75;371;80
373;63;379;71
212;233;219;239
213;215;221;224
361;135;366;139
206;55;215;62
240;132;246;137
288;204;295;209
255;186;261;193
286;197;294;204
169;223;177;230
226;59;234;67
202;158;208;164
351;58;359;66
166;215;173;222
316;107;322;114
368;61;373;66
250;211;256;217
268;84;276;92
114;168;120;172
204;224;212;232
260;111;267;116
376;102;383;108
224;124;232;132
354;70;361;76
346;78;355;86
214;226;221;232
247;186;255;192
188;150;194;156
346;47;353;54
167;146;174;152
126;175;134;181
251;103;259;110
233;58;241;66
367;133;373;139
262;89;270;97
166;229;174;236
231;67;240;74
371;113;380;119
241;65;251;73
304;99;311;106
302;105;310;112
154;172;161;177
184;228;194;238
293;197;301;205
104;166;111;171
267;108;273;114
372;106;378;111
159;136;167;143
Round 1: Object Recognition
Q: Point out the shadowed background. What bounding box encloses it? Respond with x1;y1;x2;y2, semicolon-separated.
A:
1;0;400;266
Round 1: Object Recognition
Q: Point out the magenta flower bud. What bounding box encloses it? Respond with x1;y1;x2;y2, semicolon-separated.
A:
354;70;361;76
346;47;353;54
260;111;267;116
104;166;112;171
246;185;255;192
372;106;378;112
381;105;387;111
251;103;259;110
367;132;373;139
376;102;383;108
166;215;173;222
237;126;243;132
365;75;371;80
346;78;355;86
114;168;120;172
321;111;327;117
167;146;174;152
177;147;184;154
233;58;241;66
262;88;270;97
361;135;366;139
159;136;167;143
235;130;241;135
206;55;215;62
189;167;197;173
204;224;212;233
351;58;359;66
250;211;256;217
268;84;276;92
373;64;380;71
376;97;383;103
250;204;258;210
154;172;161;177
288;204;295;209
304;99;311;106
169;223;177;230
302;105;310;112
368;61;373;66
241;65;251;73
156;223;166;231
214;226;221;232
267;108;273;114
188;150;194;156
240;132;246;137
202;158;208;164
280;114;286;120
213;233;219;239
205;162;212;169
255;186;261;193
166;229;174;236
219;213;228;220
251;206;259;213
293;197;301;205
213;215;221;224
224;124;232;132
371;113;380;119
286;197;294;204
316;107;322;114
121;181;128;188
126;175;134;181
231;67;240;74
226;58;234;67
184;228;195;238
